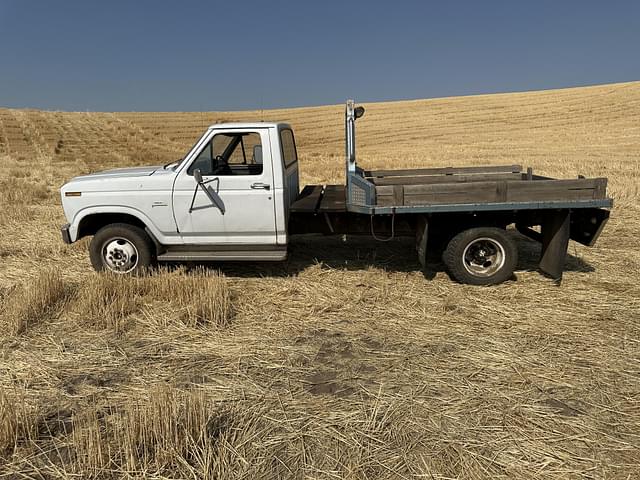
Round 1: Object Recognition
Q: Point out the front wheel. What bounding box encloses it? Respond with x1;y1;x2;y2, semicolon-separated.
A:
443;227;517;285
89;223;154;274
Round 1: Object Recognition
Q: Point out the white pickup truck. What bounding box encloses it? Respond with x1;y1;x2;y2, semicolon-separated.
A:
60;101;612;285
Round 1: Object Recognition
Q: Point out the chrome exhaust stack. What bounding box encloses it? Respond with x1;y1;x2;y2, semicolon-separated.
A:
345;100;365;177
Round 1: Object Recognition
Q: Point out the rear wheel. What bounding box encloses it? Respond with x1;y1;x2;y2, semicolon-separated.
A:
89;223;154;274
443;227;517;285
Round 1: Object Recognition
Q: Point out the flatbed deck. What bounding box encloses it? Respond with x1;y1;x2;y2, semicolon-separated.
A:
291;165;611;216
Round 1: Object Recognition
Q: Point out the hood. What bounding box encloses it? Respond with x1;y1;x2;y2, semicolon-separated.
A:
72;165;161;181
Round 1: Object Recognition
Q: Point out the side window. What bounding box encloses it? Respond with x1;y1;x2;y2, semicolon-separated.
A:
280;128;298;168
225;133;262;166
188;132;263;176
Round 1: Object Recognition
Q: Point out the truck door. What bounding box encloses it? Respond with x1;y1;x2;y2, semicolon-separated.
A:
171;128;277;245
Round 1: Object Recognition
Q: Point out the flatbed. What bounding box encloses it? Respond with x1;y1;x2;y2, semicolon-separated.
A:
291;167;609;215
289;101;611;284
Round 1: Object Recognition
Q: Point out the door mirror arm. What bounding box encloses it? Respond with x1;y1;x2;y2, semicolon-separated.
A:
189;169;225;214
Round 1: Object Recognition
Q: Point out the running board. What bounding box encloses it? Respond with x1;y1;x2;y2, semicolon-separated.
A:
157;247;287;262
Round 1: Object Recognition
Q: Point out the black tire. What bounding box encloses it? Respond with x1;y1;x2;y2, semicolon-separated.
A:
443;227;517;285
89;223;155;274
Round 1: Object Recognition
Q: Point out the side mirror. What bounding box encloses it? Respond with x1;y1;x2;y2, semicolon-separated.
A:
189;168;226;215
354;106;365;119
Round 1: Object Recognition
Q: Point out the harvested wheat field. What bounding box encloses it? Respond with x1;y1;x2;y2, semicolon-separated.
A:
0;82;639;478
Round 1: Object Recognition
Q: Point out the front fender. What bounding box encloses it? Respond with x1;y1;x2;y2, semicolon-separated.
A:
68;206;166;243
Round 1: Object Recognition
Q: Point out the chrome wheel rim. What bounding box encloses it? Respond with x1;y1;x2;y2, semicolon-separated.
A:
462;237;506;277
102;238;139;273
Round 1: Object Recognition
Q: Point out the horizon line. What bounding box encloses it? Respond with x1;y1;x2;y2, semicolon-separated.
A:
1;79;638;114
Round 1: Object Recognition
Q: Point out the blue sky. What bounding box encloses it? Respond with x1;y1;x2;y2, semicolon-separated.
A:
0;0;638;111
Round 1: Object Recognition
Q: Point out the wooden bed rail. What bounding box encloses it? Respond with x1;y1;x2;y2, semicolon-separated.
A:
365;164;522;178
376;177;608;207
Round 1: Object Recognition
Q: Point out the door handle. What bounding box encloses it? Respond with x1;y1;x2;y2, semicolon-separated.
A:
251;182;271;190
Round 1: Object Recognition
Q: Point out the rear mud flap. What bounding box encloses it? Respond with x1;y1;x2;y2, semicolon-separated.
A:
415;216;428;268
538;210;571;283
415;216;436;279
518;208;609;283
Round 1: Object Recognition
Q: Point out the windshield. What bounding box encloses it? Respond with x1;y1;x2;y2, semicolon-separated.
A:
166;130;212;170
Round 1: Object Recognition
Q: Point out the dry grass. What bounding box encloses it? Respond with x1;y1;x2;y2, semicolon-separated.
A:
149;268;233;328
0;177;52;204
0;270;68;335
70;387;257;475
77;273;146;332
0;82;639;478
76;269;232;332
0;389;34;455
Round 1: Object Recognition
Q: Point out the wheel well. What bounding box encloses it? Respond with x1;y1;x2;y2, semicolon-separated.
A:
428;212;514;236
77;213;147;240
415;212;515;251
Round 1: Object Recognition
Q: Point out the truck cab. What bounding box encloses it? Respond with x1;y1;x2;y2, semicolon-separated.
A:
61;122;300;267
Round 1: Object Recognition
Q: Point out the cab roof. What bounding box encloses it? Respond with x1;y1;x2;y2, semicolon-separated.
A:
207;122;289;130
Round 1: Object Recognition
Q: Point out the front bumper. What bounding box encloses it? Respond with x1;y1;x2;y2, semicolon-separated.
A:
61;224;72;244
